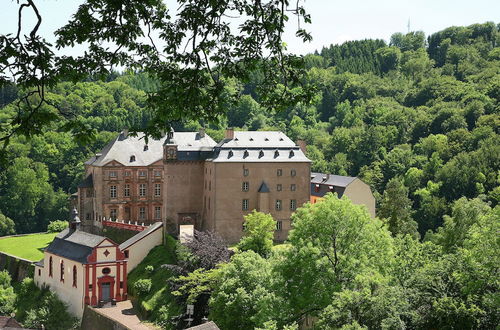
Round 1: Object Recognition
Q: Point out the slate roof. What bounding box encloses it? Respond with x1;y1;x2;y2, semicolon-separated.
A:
212;131;310;163
119;222;163;250
77;173;93;188
311;172;357;187
85;131;216;167
186;321;220;330
44;228;108;263
258;181;270;193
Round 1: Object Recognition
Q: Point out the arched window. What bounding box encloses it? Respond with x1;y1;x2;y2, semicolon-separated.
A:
60;261;64;282
72;266;77;288
49;256;53;277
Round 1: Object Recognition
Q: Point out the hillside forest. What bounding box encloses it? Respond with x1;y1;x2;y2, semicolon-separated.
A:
0;21;499;329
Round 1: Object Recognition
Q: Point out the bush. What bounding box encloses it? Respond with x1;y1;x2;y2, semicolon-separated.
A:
237;211;276;257
145;265;154;273
47;220;68;233
0;271;15;315
15;278;79;329
0;212;15;236
134;279;152;296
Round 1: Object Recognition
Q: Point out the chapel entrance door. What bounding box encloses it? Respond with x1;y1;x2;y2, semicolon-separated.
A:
101;283;111;301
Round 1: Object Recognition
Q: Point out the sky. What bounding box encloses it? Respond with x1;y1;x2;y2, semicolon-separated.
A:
1;0;499;56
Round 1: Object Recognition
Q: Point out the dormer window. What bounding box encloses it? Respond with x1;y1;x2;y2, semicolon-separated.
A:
130;155;136;162
279;138;284;141
243;150;249;159
265;138;269;141
289;150;295;158
259;150;264;158
234;137;239;141
274;150;279;158
249;138;254;141
144;145;149;151
228;150;234;158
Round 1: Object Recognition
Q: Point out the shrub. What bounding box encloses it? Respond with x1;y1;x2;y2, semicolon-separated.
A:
0;212;15;236
134;279;152;296
145;265;154;273
0;271;15;315
47;220;68;233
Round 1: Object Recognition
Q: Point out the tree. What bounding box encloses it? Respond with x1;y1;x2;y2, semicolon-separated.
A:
209;251;283;330
0;0;313;146
378;178;419;239
238;211;276;257
0;212;15;236
278;194;394;323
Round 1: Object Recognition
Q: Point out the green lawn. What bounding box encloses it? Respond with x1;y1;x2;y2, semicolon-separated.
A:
0;233;57;261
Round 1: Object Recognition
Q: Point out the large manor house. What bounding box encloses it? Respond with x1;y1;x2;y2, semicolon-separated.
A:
77;128;375;244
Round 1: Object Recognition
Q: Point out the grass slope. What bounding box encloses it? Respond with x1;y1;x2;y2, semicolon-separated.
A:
0;233;57;261
128;236;181;328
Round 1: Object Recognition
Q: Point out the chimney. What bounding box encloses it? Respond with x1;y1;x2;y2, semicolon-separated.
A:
225;127;234;140
122;128;129;138
199;127;206;138
296;139;307;154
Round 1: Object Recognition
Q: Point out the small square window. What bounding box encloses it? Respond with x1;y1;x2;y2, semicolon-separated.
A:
291;184;296;191
275;199;282;211
277;184;282;191
109;171;117;178
243;168;249;176
124;250;129;258
291;169;296;177
242;182;249;192
242;199;249;211
276;221;282;231
139;170;147;178
154;170;162;177
277;169;282;176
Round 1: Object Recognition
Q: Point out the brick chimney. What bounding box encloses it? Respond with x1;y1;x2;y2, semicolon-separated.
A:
225;127;234;140
296;139;307;154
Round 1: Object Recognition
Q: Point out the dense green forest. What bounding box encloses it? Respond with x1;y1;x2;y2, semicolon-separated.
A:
1;22;498;238
0;21;498;329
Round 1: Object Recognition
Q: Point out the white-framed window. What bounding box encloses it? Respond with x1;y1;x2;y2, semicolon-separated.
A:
139;170;147;178
290;199;297;211
154;170;162;177
277;169;282;176
291;184;296;191
276;199;282;211
276;221;282;231
110;185;117;198
124;184;130;197
139;207;146;220
110;209;117;220
109;171;117;178
139;184;147;197
242;182;249;192
291;169;296;177
124;171;131;177
277;184;282;191
242;199;249;211
155;206;161;219
155;183;161;197
243;168;249;176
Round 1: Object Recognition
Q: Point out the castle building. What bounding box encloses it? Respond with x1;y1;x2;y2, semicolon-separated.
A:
310;172;376;218
78;128;311;243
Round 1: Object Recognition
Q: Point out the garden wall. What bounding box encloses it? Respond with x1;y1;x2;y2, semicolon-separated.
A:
0;251;33;282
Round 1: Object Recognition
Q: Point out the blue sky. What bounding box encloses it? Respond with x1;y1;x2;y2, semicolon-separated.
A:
1;0;499;56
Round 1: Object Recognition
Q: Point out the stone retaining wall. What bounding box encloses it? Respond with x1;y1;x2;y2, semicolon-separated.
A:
0;251;33;282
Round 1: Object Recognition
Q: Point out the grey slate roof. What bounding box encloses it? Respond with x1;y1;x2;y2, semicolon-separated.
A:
258;181;270;193
119;222;163;250
186;321;220;330
212;131;310;163
44;228;108;263
77;174;93;188
311;172;357;187
85;131;216;167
